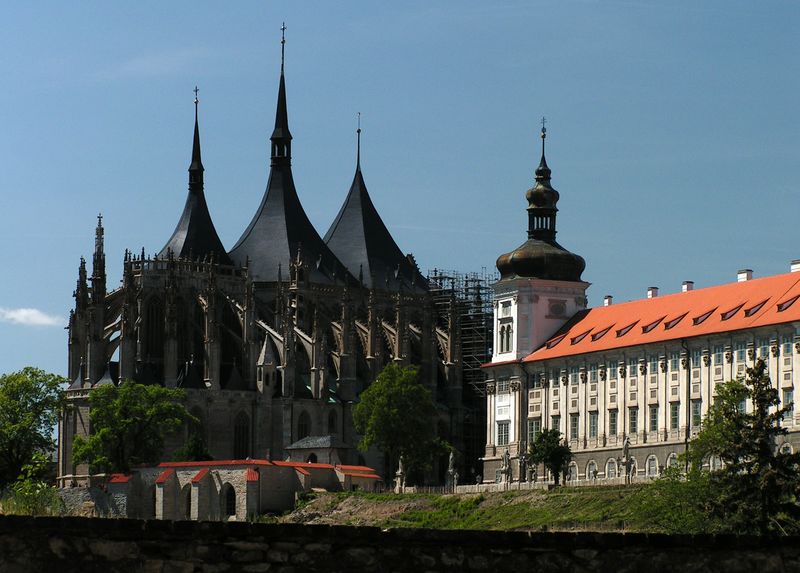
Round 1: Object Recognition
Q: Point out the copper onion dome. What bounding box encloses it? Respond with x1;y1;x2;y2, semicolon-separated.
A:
496;123;585;282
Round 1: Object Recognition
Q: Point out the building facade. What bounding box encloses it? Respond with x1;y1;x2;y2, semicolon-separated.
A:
482;126;800;483
58;37;490;486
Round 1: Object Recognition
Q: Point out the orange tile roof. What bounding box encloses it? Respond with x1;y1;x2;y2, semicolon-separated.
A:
336;464;375;472
158;459;273;468
526;271;800;362
342;472;381;480
271;460;335;470
294;467;310;476
246;468;259;482
191;468;209;483
108;473;132;483
155;468;174;484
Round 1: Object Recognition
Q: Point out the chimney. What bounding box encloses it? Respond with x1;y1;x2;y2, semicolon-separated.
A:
792;260;800;273
682;281;694;292
737;269;753;282
604;295;613;307
647;287;659;299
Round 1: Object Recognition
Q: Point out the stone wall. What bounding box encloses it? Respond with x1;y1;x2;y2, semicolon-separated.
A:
1;515;799;572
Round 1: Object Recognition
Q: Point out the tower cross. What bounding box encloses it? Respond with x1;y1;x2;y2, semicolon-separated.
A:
281;22;286;72
193;86;199;105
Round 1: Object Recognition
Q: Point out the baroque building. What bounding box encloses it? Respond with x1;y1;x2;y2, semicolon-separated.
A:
483;124;800;483
58;37;485;485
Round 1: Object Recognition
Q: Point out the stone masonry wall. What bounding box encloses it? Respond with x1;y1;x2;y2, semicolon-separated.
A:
1;515;799;573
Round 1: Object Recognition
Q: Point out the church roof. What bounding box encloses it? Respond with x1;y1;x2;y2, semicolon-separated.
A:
159;99;232;265
526;271;800;362
228;61;355;286
324;143;427;292
285;434;350;450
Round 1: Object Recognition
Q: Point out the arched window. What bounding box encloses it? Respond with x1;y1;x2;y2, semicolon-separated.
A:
181;484;192;520
307;453;318;463
233;412;249;459
586;460;598;479
298;411;311;440
666;453;678;468
224;484;236;517
328;410;338;434
505;326;513;353
567;462;578;481
646;456;658;477
606;458;617;479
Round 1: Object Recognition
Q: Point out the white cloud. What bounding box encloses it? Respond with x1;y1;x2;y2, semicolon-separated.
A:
0;307;62;327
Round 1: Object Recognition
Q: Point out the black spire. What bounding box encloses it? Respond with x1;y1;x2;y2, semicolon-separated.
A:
495;120;585;282
229;25;356;285
324;122;427;292
159;89;233;265
271;23;292;165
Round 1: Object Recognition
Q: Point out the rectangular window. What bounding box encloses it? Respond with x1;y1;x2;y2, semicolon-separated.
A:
569;366;579;384
758;338;770;359
782;336;793;356
669;352;680;371
528;418;541;443
497;378;510;393
670;403;679;430
497;421;509;446
551;415;561;432
783;390;794;422
589;363;598;383
649;355;659;375
691;401;702;427
736;342;747;362
570;414;579;440
629;407;638;434
628;358;637;378
531;375;542;389
608;410;617;436
714;345;724;365
609;363;617;380
500;300;512;317
589;412;598;438
691;349;702;367
649;405;658;433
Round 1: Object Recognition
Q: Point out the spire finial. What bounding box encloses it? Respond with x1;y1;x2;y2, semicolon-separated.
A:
356;112;362;169
189;85;204;180
280;22;286;74
540;116;547;156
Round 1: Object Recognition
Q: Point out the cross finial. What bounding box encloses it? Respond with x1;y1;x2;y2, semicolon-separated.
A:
356;112;362;168
193;85;199;105
540;116;547;137
280;22;286;73
97;213;103;227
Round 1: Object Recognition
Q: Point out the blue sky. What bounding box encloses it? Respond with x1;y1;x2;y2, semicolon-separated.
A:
1;1;798;377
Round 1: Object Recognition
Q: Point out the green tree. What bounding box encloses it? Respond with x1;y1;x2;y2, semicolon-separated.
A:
0;367;65;488
352;363;444;480
528;428;572;486
73;381;194;474
1;452;62;516
686;359;800;534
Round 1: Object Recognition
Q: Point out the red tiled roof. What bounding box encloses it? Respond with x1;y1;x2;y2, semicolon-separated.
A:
527;272;800;362
294;467;310;476
336;464;375;472
246;468;259;482
271;460;335;470
158;459;273;468
155;468;174;484
108;473;132;483
191;468;209;483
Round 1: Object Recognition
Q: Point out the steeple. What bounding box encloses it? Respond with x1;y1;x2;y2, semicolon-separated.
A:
91;213;106;303
271;22;292;166
324;121;427;292
495;120;585;282
229;25;356;286
159;89;233;265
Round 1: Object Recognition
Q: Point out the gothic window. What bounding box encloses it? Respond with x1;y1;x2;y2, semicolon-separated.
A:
298;411;311;440
328;410;338;434
144;298;165;361
233;412;249;459
223;484;236;517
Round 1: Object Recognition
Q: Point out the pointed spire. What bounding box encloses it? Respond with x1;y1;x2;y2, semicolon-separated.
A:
271;22;292;165
356;112;362;171
189;86;204;188
535;116;551;181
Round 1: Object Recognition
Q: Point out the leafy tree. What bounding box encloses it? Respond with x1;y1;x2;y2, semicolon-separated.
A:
172;420;212;462
0;452;62;516
73;381;194;474
0;367;65;488
528;428;572;486
686;359;800;534
352;363;444;480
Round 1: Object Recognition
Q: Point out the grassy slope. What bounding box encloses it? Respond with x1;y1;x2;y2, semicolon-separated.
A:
281;485;660;532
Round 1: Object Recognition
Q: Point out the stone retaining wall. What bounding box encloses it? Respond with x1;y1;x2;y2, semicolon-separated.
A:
0;514;798;572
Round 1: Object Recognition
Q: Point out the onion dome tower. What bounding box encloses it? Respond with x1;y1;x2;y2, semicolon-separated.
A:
159;89;233;265
229;25;355;285
324;121;427;292
495;123;585;281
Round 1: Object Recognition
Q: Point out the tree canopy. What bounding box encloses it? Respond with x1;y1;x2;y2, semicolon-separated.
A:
528;428;572;485
352;363;443;479
0;367;65;487
687;359;800;534
73;381;193;474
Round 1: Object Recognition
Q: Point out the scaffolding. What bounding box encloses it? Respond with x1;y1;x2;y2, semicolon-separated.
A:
427;267;497;479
